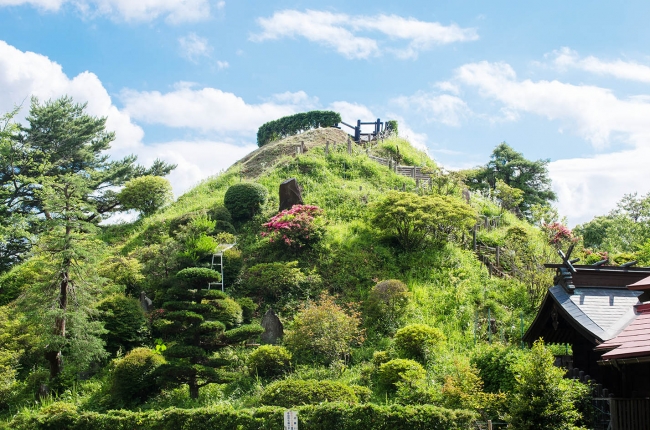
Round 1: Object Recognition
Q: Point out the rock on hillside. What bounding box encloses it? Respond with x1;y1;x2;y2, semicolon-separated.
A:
233;127;350;179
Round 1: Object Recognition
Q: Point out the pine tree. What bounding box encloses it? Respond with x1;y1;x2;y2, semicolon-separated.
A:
155;267;263;398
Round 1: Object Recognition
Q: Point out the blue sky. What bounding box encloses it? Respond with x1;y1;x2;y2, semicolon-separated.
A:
1;1;650;225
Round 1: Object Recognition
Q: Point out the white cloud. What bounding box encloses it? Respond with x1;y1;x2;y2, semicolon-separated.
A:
216;60;229;70
0;0;212;23
455;60;650;148
552;47;650;83
134;139;256;195
216;1;224;10
393;92;469;126
549;146;650;226
120;87;314;133
0;40;265;200
452;58;650;225
179;33;212;62
251;10;477;59
0;40;143;153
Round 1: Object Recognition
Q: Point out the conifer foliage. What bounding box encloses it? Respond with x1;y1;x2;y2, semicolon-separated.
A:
155;268;263;398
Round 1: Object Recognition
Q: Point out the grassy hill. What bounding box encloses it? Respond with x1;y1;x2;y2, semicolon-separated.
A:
0;127;578;428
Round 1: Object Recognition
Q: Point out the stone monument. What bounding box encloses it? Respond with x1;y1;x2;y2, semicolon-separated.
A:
279;178;303;211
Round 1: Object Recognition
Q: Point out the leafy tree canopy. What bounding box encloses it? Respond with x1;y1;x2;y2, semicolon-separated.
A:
464;143;556;218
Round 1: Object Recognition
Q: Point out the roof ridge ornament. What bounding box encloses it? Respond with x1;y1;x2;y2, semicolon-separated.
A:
556;245;577;294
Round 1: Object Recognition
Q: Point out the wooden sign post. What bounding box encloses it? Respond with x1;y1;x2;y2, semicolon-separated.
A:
284;410;298;430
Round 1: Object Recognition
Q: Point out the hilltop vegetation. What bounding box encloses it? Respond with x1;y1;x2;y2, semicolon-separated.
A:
0;100;594;429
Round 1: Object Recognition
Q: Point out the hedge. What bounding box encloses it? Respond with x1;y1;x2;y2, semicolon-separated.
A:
7;402;477;430
257;111;341;147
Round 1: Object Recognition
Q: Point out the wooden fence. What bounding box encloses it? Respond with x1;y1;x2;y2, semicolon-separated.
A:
610;398;650;430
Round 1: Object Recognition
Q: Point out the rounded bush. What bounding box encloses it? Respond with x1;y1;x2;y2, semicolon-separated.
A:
208;204;233;223
239;261;306;302
223;324;264;343
394;324;446;363
377;358;426;391
365;279;410;335
210;297;243;328
97;294;148;356
248;345;292;378
176;267;221;287
109;347;165;406
260;379;358;407
224;183;268;221
236;297;257;324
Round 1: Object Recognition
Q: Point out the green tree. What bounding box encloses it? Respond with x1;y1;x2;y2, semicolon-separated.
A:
118;175;173;217
464;142;556;217
284;293;364;365
508;340;588;430
0;98;175;274
155;268;262;398
370;191;476;251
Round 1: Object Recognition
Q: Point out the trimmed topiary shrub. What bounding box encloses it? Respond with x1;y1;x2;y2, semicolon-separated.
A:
109;347;165;406
248;345;292;379
394;324;446;363
176;267;221;287
376;358;426;391
260;379;359;407
365;279;410;335
256;111;341;147
224;183;268;221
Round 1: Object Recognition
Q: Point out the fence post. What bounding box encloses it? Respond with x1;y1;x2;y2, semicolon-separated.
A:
355;120;361;142
347;136;352;154
487;420;493;430
496;246;500;268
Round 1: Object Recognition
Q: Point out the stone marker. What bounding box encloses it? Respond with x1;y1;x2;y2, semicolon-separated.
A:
140;291;153;312
279;178;303;212
462;188;471;204
261;308;283;344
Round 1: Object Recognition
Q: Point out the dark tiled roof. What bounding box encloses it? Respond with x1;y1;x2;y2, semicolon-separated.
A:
549;285;640;342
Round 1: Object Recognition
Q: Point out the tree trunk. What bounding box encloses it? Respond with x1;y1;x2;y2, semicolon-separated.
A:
189;378;199;399
47;267;69;379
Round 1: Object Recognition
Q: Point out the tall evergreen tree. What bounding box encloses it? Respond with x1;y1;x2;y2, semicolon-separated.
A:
2;97;175;379
464;142;556;217
0;97;175;274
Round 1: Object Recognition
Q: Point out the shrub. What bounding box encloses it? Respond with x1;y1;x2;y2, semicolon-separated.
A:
471;344;525;393
97;294;149;356
256;110;341;147
119;175;173;216
370;192;477;250
236;297;257;323
224;183;268;221
98;256;144;296
365;279;410;335
109;347;165;406
7;403;478;430
248;345;292;378
208;205;232;224
394;324;446;363
260;379;358;407
385;120;398;135
284;293;364;365
377;358;426;391
176;267;221;287
211;297;243;328
261;204;325;249
508;340;589;430
239;261;307;302
222;323;264;343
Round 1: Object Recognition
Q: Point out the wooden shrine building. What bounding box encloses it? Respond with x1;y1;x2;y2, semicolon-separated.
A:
524;248;650;429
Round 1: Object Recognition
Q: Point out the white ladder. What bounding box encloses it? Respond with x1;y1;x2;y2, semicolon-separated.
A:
208;242;236;291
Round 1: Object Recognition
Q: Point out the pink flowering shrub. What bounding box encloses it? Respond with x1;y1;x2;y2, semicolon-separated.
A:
542;222;578;248
261;204;325;249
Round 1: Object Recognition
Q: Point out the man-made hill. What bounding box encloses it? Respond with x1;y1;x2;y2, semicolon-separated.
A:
0;125;586;429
